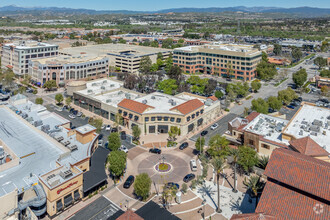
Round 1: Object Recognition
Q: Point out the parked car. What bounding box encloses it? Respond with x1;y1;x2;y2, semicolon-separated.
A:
179;142;188;150
201;130;208;136
98;139;103;147
104;142;109;149
55;106;63;112
101;124;105;130
105;125;111;131
190;159;197;171
123;175;135;189
120;131;126;140
165;182;180;190
111;127;118;133
183;173;196;183
210;123;219;130
287;105;295;109
72;110;78;115
98;134;104;140
119;145;128;153
69;108;75;113
149;148;161;154
76;112;83;117
69;114;76;119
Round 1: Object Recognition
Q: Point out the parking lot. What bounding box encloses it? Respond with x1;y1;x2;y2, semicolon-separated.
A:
46;104;135;150
190;113;239;144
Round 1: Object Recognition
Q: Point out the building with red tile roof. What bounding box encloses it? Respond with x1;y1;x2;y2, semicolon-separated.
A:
255;148;330;219
116;209;143;220
231;213;275;220
170;99;204;114
118;99;154;114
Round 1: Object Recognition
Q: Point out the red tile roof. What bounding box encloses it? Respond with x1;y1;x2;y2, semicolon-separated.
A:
246;112;260;122
208;95;218;101
289;136;329;157
116;210;143;220
264;148;330;201
118;99;154;114
231;213;275;220
256;180;329;220
170;99;204;115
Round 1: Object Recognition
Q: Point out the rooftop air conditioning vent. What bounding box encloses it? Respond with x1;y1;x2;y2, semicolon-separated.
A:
142;100;147;104
60;168;73;179
101;86;105;90
106;99;112;103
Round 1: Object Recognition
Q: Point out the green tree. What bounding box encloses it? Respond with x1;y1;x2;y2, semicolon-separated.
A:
151;40;159;48
320;41;329;52
43;80;57;90
261;51;268;62
162;184;178;209
238;146;259;173
107;150;127;177
320;69;330;78
267;96;282;111
1;68;15;89
18;86;26;94
273;44;282;56
195;137;205;153
243;175;265;208
132;125;141;141
167;65;182;81
157;52;164;60
114;113;123;128
250;80;261;92
212;157;227;213
139;56;152;74
226;61;234;79
251;98;269;114
215;90;224;99
291;47;302;61
256;61;277;81
207;135;229;158
108;132;121;151
292;69;307;87
88;118;103;133
168;126;181;141
35;97;43;105
65;97;72;106
55;93;63;105
278;87;298;105
165;54;173;72
314;57;327;69
134;173;152;200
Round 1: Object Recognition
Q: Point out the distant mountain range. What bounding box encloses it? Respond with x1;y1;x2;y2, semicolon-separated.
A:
0;5;329;17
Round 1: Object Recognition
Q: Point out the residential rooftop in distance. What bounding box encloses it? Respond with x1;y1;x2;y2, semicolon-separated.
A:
282;103;330;152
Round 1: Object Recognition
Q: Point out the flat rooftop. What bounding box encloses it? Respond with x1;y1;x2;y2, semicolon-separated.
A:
4;41;57;49
77;78;123;96
94;89;142;108
60;43;171;58
244;114;289;144
31;54;107;65
0;107;65;197
40;165;81;189
283;104;330;152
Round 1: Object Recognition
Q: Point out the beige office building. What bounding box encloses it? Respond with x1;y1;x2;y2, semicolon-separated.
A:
173;43;262;81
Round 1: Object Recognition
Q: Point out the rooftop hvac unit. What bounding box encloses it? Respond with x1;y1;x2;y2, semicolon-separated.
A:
309;125;320;133
67;145;78;152
92;83;97;86
110;84;115;87
171;101;176;106
87;90;93;93
151;96;155;99
142;100;147;104
310;131;318;136
46;174;56;181
312;119;323;127
118;91;123;95
323;130;327;135
48;176;61;187
125;93;131;99
168;99;173;103
59;168;73;179
299;130;303;136
106;99;112;103
101;86;105;90
34;120;43;127
103;80;107;84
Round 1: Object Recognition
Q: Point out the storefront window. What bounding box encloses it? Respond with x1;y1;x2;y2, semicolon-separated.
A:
176;118;181;123
149;126;156;133
170;117;175;122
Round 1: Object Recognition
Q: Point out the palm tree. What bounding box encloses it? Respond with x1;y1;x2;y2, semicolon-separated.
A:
243;175;264;208
212;157;227;213
229;148;239;193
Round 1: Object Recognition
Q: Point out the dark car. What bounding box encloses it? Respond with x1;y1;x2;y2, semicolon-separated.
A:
98;134;104;140
120;131;126;140
123;175;135;189
104;142;109;149
70;126;76;130
290;102;298;107
201;130;208;136
165;182;180;190
72;110;78;115
287;105;295;109
69;108;75;113
149;148;161;154
111;127;118;133
179;142;188;150
268;108;275;113
319;98;329;104
183;174;196;183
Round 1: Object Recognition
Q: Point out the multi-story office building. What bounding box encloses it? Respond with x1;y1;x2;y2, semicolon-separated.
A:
2;41;59;75
173;43;262;81
60;44;171;74
28;55;109;85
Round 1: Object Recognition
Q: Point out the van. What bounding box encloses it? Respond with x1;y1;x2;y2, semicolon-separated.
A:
190;159;197;172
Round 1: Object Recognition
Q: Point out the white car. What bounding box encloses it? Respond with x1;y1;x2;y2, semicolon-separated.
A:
105;125;111;131
76;112;83;117
55;107;63;112
210;123;219;130
69;114;76;119
101;125;105;130
119;145;128;153
98;139;103;147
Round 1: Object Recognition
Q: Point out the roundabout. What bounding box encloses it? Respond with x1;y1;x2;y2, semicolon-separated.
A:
155;162;172;173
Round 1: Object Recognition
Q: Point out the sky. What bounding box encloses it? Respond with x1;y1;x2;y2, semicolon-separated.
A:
1;0;329;11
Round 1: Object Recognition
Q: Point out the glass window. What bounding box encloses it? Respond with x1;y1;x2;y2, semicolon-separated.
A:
200;109;204;114
134;116;139;121
123;111;127;116
192;114;195;119
176;118;181;123
129;113;133;119
151;117;156;121
196;112;200;116
186;116;191;122
145;117;149;122
170;117;175;122
157;116;162;121
164;117;169;121
149;126;156;133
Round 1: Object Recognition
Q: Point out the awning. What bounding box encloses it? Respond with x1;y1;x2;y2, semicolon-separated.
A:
74;191;80;201
64;194;73;207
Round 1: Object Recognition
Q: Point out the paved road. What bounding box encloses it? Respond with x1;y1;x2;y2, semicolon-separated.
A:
70;196;123;220
190;113;239;144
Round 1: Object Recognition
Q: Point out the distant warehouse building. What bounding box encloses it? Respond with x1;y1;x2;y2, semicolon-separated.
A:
2;41;59;75
173;43;262;81
60;43;171;74
28;55;109;86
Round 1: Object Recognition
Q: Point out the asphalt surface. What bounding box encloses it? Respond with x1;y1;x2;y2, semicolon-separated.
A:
69;196;124;220
190;113;239;144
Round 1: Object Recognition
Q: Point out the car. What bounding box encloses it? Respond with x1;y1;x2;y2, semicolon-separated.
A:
105;125;111;131
268;108;275;113
319;98;329;104
201;130;208;136
123;175;135;189
55;107;63;112
111;127;118;133
190;159;197;171
120;131;126;140
149;148;161;154
98;139;103;147
70;126;76;130
69;108;75;113
69;114;76;119
101;124;105;130
165;182;179;190
119;145;128;153
210;123;219;130
287;105;295;109
183;173;196;183
179;142;188;150
27;88;34;93
72;110;78;115
290;102;298;107
104;142;109;149
98;134;104;140
76;112;83;117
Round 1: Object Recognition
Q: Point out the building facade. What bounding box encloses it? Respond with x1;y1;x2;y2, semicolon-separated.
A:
28;55;109;85
2;41;59;75
173;43;262;81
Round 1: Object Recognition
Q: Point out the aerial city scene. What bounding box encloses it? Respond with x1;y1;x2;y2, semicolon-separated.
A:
0;0;329;219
